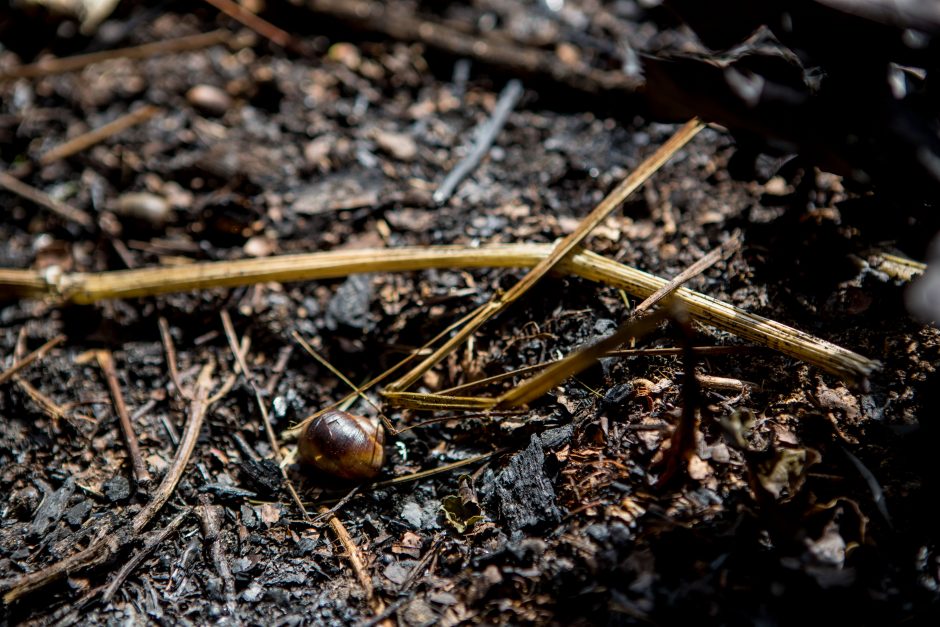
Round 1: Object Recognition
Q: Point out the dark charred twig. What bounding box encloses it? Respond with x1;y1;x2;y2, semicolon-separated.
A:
220;311;310;519
168;537;201;598
433;79;524;205
0;334;65;386
198;495;237;615
202;0;295;49
101;508;191;603
633;232;741;317
158;317;190;400
0;171;94;228
0;30;230;81
95;350;152;487
39;105;161;165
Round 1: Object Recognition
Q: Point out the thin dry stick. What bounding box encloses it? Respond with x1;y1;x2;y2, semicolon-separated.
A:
1;363;215;603
0;30;230;81
287;306;486;436
0;243;878;380
203;0;295;48
220;311;280;460
39;105;161;165
323;509;381;611
433;79;524;205
0;334;64;386
10;330;72;423
371;451;501;488
132;362;214;534
0;171;94;228
633;232;741;316
220;311;310;519
386;118;705;393
158;316;190;400
95;350;152;486
101;508;191;603
292;332;385;421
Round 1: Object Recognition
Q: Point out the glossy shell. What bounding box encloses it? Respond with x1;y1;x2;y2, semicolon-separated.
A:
298;410;385;480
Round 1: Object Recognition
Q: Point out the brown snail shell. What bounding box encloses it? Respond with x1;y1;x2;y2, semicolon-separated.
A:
298;410;385;480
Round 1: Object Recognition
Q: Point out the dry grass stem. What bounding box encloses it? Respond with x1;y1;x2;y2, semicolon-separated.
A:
0;243;878;380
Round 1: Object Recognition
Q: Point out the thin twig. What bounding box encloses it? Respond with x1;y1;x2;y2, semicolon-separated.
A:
0;30;230;81
633;231;741;317
220;311;310;519
221;311;279;459
495;308;673;408
39;105;161;165
202;0;295;49
0;171;94;228
133;361;214;534
310;486;360;525
323;509;382;612
101;508;191;603
95;350;152;487
158;317;190;400
0;334;64;386
433;79;524;205
371;451;501;488
656;305;701;487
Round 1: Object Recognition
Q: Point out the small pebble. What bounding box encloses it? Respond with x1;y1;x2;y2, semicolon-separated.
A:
374;130;417;161
116;192;171;225
186;84;232;116
764;176;789;195
243;235;274;257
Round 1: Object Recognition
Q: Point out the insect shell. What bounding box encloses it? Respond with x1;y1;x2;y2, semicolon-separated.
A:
298;410;385;480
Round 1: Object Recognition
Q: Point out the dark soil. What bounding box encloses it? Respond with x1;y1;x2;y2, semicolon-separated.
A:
1;2;939;625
